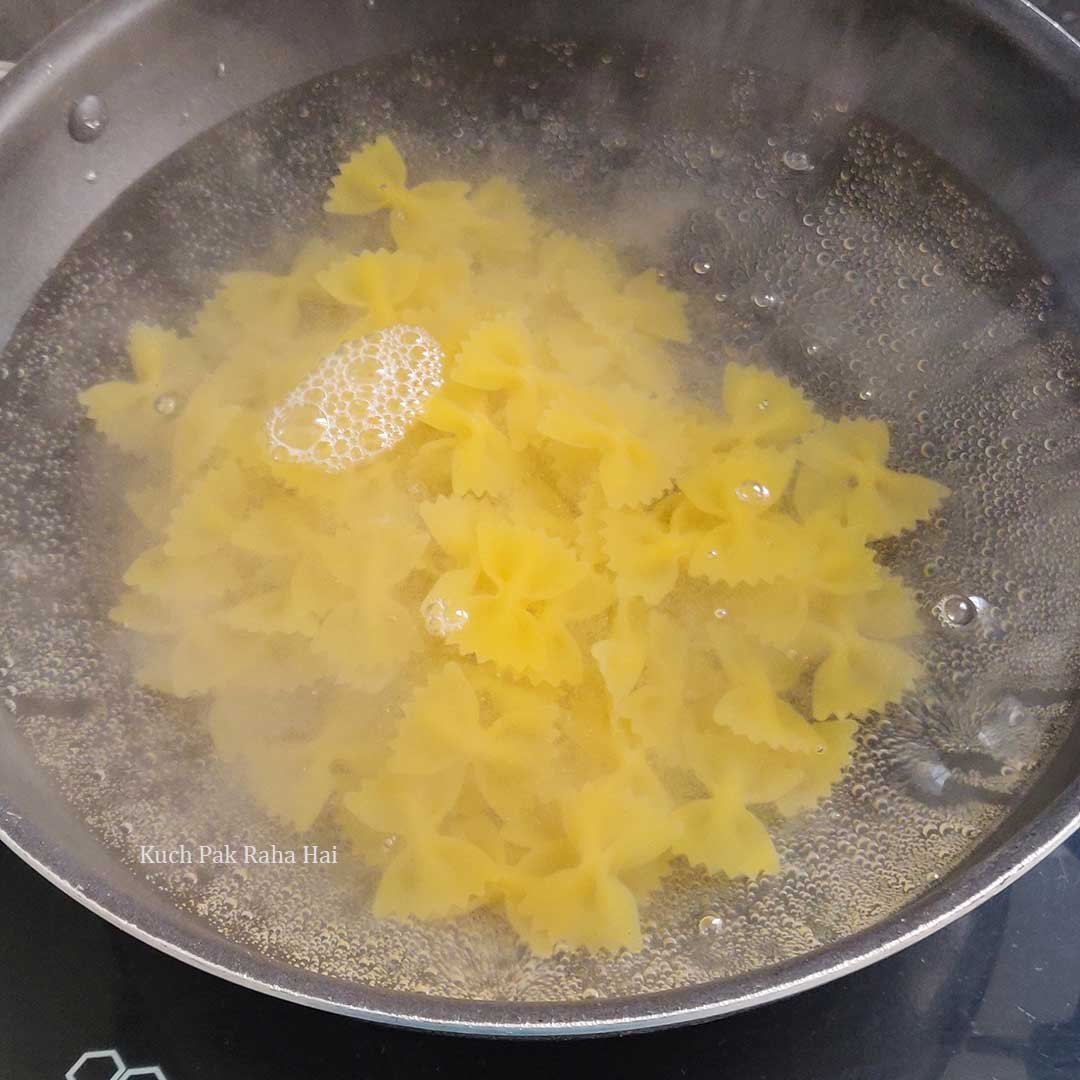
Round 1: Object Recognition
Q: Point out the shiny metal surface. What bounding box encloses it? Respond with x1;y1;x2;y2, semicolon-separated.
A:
2;0;1080;1036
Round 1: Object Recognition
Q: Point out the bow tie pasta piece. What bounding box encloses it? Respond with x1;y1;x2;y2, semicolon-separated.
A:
711;581;811;652
677;447;811;586
317;249;424;329
555;243;687;348
543;318;616;384
206;693;335;831
325;134;410;216
345;767;502;920
374;833;501;921
508;860;647;955
507;774;678;954
617;611;692;767
201;239;345;353
423;518;604;685
169;383;246;486
707;625;819;754
538;231;622;300
308;524;428;691
810;632;923;722
601;500;691;604
794;418;949;539
419;493;497;564
773;718;858;816
703;363;823;450
712;679;822;754
672;791;779;879
468;176;538;261
687;513;809;586
421;391;519;497
591;598;649;711
539;386;687;508
325;135;477;254
788;516;886;596
451;318;545;450
679;445;798;520
343;765;465;842
389;663;564;826
549;263;686;398
849;573;923;639
687;723;805;806
78;323;209;457
622;270;691;344
206;690;390;832
388;180;476;254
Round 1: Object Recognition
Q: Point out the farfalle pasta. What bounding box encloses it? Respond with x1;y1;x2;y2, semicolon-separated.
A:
79;136;948;956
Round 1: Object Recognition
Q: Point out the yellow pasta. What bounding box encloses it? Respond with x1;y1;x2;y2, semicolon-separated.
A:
79;135;948;956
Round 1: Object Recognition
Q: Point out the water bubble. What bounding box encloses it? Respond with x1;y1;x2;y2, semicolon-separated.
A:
735;480;770;502
383;834;397;849
976;695;1034;762
751;291;781;310
154;393;178;416
713;292;729;304
691;257;713;275
698;913;724;936
271;403;327;453
859;388;874;401
600;52;614;65
781;149;814;172
68;95;108;142
634;65;648;79
705;549;719;560
713;608;728;620
757;399;769;411
83;170;98;184
933;594;976;627
215;60;227;78
421;597;469;638
805;343;822;357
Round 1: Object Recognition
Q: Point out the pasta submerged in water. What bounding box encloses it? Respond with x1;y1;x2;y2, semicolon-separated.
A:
79;136;948;955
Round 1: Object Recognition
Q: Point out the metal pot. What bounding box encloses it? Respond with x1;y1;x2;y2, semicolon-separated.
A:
2;0;1080;1036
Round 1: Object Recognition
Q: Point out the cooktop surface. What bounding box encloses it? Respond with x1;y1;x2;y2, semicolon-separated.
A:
3;833;1080;1079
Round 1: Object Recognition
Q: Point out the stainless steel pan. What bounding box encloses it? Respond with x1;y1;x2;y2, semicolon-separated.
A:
3;0;1080;1036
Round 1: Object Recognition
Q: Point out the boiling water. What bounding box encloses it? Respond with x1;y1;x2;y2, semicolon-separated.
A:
2;41;1079;1001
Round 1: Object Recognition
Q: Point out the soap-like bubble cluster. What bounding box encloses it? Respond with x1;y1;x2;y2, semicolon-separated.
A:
265;325;443;471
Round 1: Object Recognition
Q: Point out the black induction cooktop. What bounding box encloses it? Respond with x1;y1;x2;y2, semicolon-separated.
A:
3;834;1080;1079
